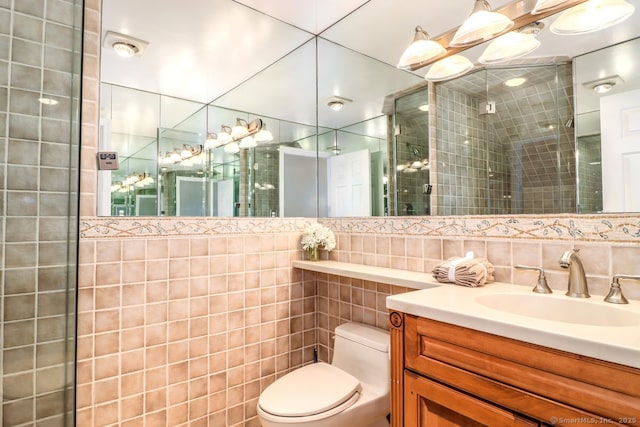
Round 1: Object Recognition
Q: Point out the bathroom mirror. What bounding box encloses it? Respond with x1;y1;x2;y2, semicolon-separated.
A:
98;0;640;217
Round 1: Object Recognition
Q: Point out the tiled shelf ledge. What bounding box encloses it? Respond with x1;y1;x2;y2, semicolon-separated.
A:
292;260;440;290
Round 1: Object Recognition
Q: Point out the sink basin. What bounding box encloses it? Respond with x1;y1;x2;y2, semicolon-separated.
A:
475;293;640;327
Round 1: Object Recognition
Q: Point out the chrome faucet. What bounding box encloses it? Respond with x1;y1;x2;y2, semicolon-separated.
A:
559;249;590;298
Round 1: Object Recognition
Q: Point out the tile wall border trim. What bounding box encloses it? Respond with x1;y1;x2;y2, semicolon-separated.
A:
320;214;640;243
80;215;640;243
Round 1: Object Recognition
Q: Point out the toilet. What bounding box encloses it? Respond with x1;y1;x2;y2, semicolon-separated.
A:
257;322;390;427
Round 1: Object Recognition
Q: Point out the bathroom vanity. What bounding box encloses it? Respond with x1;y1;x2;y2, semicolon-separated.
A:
387;286;640;427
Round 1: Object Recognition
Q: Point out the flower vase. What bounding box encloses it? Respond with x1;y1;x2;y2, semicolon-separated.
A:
306;246;319;261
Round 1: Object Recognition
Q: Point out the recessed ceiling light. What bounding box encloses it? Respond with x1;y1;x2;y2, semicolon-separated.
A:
592;82;615;94
112;41;139;58
504;77;527;87
418;104;429;112
38;97;58;105
103;31;149;59
326;95;352;111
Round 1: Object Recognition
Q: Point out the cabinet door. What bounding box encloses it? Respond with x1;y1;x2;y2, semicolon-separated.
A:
404;371;537;427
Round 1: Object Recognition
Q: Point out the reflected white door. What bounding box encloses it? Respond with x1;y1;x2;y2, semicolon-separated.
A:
601;89;640;212
327;149;371;217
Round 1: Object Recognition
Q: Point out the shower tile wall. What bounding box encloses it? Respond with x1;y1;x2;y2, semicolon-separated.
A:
1;0;81;426
577;135;603;213
433;64;575;215
252;149;279;217
394;89;430;216
435;85;492;215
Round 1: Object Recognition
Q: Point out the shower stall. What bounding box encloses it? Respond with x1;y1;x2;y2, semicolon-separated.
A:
1;1;82;425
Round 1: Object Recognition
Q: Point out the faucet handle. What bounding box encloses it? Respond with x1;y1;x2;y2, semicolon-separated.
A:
604;274;640;304
515;265;552;294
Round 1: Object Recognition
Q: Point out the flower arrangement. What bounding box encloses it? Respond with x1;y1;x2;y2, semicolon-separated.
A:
301;223;336;260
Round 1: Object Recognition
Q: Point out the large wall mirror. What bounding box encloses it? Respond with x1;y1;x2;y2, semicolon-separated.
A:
98;0;640;217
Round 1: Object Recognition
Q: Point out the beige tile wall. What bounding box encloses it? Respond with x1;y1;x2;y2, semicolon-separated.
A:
76;233;316;427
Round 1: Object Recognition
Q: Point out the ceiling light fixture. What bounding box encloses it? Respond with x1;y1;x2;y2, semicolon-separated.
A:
504;77;528;87
103;31;149;58
425;55;474;81
550;0;634;35
532;0;573;14
38;97;59;105
450;0;514;47
592;82;615;93
326;95;352;111
397;26;446;70
582;74;624;94
478;22;542;64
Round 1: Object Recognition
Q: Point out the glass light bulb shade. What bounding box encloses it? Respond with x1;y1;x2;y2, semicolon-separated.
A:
426;55;474;81
231;120;248;138
170;152;182;163
239;136;257;149
397;27;446;69
411;161;424;169
216;131;232;145
112;41;138;58
182;158;193;167
224;142;240;154
403;167;418;174
204;138;217;150
254;129;273;143
532;0;572;14
180;149;191;159
450;0;514;47
479;31;540;64
550;0;634;35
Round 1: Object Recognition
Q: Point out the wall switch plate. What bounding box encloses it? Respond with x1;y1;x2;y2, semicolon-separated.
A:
486;101;496;114
97;152;119;170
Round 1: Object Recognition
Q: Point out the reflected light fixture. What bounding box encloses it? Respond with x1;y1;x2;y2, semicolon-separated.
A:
397;26;446;70
592;82;615;93
103;31;149;58
550;0;635;35
478;23;542;64
204;132;217;150
224;142;240;154
38;97;58;105
216;126;233;146
418;104;430;112
239;135;257;149
326;95;352;111
231;118;249;138
426;55;474;81
504;77;527;87
450;0;514;47
254;124;274;143
112;41;138;58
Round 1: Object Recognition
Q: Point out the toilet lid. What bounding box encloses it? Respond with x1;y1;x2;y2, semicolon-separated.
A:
258;362;361;417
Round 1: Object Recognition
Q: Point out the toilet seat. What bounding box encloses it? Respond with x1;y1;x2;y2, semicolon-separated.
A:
258;362;362;418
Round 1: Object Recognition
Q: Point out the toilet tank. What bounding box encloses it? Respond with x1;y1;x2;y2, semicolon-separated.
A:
331;323;390;391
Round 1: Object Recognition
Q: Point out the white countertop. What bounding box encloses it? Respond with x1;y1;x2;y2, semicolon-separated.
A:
292;260;440;290
387;283;640;369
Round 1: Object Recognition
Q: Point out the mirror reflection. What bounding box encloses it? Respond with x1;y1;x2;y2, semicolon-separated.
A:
98;0;640;217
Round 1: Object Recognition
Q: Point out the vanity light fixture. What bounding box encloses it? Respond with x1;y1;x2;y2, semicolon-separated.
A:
504;77;528;87
478;23;542;64
206;119;271;152
450;0;514;47
550;0;635;35
159;145;204;166
103;31;149;58
532;0;573;13
426;55;474;81
397;26;446;70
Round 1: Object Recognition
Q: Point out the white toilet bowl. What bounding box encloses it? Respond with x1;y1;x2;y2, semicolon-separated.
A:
257;322;390;427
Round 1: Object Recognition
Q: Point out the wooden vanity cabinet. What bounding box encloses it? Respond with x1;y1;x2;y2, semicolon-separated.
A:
389;312;640;427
